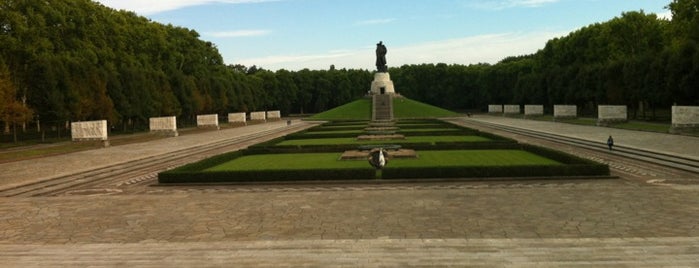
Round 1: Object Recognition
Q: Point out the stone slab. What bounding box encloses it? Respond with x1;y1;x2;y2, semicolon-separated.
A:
71;120;108;141
597;105;627;125
524;105;544;116
672;106;699;126
488;105;502;113
228;113;246;126
503;105;520;114
149;116;178;136
554;105;577;118
197;114;219;129
266;110;281;121
250;111;266;121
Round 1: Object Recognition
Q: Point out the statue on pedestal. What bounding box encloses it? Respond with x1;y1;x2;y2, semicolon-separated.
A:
375;41;387;72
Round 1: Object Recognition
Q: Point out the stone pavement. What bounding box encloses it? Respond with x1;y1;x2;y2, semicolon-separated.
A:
0;116;698;266
465;114;699;160
0;120;311;191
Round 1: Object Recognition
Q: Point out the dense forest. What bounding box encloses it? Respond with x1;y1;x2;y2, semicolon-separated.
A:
1;0;697;138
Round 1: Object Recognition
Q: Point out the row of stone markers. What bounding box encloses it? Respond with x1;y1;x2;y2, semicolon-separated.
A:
70;110;282;145
487;105;699;133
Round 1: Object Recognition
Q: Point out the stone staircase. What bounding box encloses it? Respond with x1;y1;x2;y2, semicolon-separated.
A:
372;94;393;121
2;237;698;266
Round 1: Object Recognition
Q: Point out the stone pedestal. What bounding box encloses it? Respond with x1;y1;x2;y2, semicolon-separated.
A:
370;72;395;95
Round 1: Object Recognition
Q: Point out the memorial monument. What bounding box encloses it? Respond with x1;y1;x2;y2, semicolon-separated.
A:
370;41;395;95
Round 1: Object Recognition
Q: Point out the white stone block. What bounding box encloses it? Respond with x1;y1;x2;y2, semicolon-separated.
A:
228;113;246;125
197;114;219;128
149;116;177;131
597;105;627;125
266;110;281;121
672;106;699;126
250;111;266;121
524;105;543;116
71;120;108;141
488;105;502;113
554;105;577;118
503;105;520;114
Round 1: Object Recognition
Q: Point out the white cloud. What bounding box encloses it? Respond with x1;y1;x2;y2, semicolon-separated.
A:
230;30;569;71
470;0;559;10
205;30;271;38
656;10;673;20
95;0;278;15
355;18;397;26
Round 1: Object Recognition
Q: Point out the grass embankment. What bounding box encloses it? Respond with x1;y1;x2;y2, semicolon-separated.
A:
309;99;371;120
276;136;491;146
204;150;561;172
309;97;459;121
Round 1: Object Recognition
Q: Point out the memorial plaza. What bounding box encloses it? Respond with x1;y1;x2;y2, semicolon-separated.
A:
0;115;698;267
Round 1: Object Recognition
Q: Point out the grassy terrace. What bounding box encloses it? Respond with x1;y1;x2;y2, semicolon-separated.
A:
276;136;491;146
159;98;609;183
205;150;561;172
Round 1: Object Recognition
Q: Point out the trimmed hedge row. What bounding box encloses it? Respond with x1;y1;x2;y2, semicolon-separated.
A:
381;164;609;179
159;168;376;183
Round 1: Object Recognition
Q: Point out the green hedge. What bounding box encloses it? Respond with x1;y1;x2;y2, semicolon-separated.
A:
381;164;609;179
159;168;376;183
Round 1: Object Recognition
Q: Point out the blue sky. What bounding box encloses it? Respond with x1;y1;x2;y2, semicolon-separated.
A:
95;0;671;71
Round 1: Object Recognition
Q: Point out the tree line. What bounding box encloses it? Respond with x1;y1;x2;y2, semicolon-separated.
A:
391;1;698;118
1;0;697;140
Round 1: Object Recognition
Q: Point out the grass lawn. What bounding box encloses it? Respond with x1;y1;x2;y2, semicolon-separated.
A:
614;121;669;133
276;135;491;146
389;150;561;167
204;150;560;172
309;99;371;120
393;98;459;118
303;130;364;135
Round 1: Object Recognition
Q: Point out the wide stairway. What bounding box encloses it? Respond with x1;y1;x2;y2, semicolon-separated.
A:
372;94;393;121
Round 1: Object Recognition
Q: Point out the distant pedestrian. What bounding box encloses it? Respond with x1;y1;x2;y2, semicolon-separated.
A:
607;135;614;151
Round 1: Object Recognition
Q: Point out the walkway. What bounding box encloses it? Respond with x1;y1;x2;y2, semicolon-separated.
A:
464;114;699;160
0;115;697;267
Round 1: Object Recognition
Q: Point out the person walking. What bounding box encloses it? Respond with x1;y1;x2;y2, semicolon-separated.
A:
607;135;614;151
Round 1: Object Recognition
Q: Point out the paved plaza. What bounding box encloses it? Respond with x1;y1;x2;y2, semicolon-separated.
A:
1;116;698;266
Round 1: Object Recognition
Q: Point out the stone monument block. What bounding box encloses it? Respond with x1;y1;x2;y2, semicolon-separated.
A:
71;120;108;141
554;105;577;118
149;116;178;136
597;105;627;126
524;105;543;116
370;72;395;95
503;105;520;114
228;112;247;126
266;110;281;121
488;105;502;113
249;111;266;122
670;106;699;134
197;114;219;129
